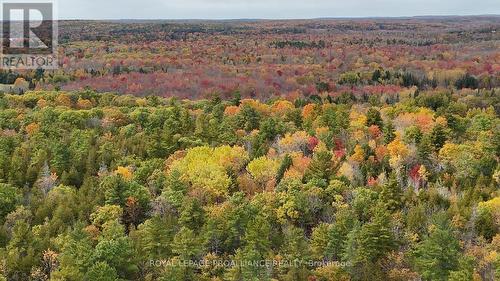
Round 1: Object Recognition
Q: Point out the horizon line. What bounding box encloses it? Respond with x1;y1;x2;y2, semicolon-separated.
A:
55;14;500;21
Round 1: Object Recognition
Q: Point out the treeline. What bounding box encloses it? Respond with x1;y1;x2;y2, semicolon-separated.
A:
270;40;327;49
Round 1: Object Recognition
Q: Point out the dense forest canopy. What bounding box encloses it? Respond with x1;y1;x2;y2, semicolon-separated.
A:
0;17;499;281
4;17;500;99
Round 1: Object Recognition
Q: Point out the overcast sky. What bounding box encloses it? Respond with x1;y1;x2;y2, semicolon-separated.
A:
58;0;500;19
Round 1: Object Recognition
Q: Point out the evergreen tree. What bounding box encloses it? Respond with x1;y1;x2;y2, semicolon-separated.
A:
383;121;396;144
430;123;448;152
344;209;397;280
136;216;175;261
276;154;293;184
84;262;119;281
412;219;460;281
379;174;403;211
172;227;203;261
366;108;383;128
0;183;20;222
304;150;334;183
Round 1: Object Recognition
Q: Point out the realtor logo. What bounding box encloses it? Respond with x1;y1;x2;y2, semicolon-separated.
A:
1;0;57;69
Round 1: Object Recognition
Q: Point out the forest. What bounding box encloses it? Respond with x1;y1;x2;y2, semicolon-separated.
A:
0;17;499;281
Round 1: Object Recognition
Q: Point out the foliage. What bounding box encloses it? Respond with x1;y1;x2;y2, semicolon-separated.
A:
0;17;498;281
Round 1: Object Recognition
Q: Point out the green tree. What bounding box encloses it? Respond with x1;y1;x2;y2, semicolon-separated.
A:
92;220;139;278
310;223;331;261
366;108;383;128
412;220;460;281
448;257;474;281
135;216;175;262
343;209;397;280
430;123;448;152
178;198;205;232
279;226;310;281
379;175;403;211
84;262;119;281
238;104;261;132
4;220;37;280
304;150;334;183
383;121;396;144
326;208;356;261
0;183;20;222
162;170;188;209
276;154;293;184
228;215;272;281
51;224;94;281
172;227;203;261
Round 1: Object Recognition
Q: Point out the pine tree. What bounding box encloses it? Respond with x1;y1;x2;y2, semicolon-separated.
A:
343;209;396;280
162;170;188;209
417;135;433;163
5;219;37;280
379;174;403;211
84;262;119;281
304;150;334;183
383;121;396;144
279;226;310;281
412;220;460;281
366;108;383;128
430;123;448;152
172;227;203;261
0;183;20;222
228;215;272;281
136;216;175;261
276;154;293;184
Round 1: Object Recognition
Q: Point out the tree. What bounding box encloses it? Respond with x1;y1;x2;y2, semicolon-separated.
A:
172;227;203;261
417;135;433;162
320;106;349;135
383;121;396;144
304;150;334;183
310;223;331;261
238;104;261;132
135;216;175;262
347;209;395;259
228;215;272;281
92;220;138;278
343;209;397;280
314;265;350;281
276;154;293;184
372;69;382;82
100;175;150;226
430;123;448;152
366;108;383;128
259;117;285;141
84;262;119;281
0;183;20;222
455;74;478;89
326;208;356;261
439;143;483;182
203;193;253;255
412;220;460;281
4;219;37;280
475;197;500;241
278;226;310;281
379;175;403;211
50;223;94;280
170;146;248;198
243;214;272;257
339;72;360;85
247;156;280;188
162;170;188;209
178;198;205;232
448;257;474;281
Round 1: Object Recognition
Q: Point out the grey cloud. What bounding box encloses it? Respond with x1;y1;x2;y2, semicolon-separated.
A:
58;0;500;19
